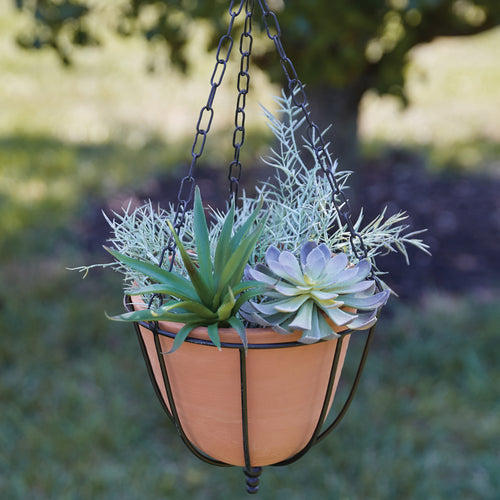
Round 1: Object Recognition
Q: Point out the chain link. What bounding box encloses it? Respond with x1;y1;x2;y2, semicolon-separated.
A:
154;0;367;299
229;0;254;201
155;0;246;284
256;0;368;260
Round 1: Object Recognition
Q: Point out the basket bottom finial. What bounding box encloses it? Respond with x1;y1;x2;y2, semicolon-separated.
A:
243;466;263;494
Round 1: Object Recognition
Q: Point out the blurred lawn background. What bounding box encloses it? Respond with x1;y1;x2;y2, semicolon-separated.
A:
1;1;499;498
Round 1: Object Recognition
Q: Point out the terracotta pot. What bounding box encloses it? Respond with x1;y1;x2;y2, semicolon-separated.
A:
131;295;350;467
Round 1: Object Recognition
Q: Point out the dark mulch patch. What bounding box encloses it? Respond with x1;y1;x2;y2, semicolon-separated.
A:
357;150;500;298
85;150;500;299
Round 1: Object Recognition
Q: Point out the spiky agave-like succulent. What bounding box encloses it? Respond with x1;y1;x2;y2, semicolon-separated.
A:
106;186;267;352
241;242;391;344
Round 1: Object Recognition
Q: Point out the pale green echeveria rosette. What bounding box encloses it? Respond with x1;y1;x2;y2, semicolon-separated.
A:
241;242;391;344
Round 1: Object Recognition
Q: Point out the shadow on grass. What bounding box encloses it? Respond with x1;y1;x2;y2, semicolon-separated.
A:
0;128;271;259
0;134;188;258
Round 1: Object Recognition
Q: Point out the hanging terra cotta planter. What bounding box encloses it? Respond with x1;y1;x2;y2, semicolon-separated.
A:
129;295;352;467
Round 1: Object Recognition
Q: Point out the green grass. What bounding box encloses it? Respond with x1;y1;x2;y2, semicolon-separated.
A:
1;2;500;498
2;271;499;499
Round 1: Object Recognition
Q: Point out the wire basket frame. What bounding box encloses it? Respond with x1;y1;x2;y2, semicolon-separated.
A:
125;295;378;493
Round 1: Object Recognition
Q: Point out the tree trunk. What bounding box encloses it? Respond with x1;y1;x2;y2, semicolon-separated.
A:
306;83;365;173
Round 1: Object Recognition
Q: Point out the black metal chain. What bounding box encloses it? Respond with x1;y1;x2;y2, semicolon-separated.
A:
229;0;254;202
156;0;246;276
256;0;368;261
155;0;366;282
147;1;246;310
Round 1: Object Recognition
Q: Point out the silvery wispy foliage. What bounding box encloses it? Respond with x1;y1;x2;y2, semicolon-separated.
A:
210;91;429;284
210;92;351;263
76;90;428;293
74;201;195;291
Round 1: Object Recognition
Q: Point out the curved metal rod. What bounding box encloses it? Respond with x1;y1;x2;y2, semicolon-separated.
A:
126;296;232;467
239;347;252;469
152;325;233;467
133;320;174;424
272;335;346;467
315;322;377;444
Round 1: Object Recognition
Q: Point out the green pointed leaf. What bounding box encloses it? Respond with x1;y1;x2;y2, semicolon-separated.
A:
231;280;266;296
125;298;206;323
227;316;248;351
207;322;221;350
230;197;264;252
233;286;268;313
176;300;218;319
167;220;212;306
106;308;163;323
193;186;214;287
168;323;197;354
126;283;198;303
108;308;194;325
211;229;259;308
105;246;185;286
108;298;200;323
213;201;235;277
155;312;205;323
216;287;236;321
212;206;267;309
217;216;267;293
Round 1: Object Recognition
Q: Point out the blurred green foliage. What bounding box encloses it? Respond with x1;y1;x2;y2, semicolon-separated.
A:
14;0;500;102
13;0;500;163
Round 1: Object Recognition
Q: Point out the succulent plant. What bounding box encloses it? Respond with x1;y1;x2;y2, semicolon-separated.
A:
241;242;391;344
76;92;428;296
74;92;428;355
105;186;267;352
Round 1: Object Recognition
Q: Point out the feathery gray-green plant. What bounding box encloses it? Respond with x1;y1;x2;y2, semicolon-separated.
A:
72;200;196;291
76;91;428;290
210;91;429;282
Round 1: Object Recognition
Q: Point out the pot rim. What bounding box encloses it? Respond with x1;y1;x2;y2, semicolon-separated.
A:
125;294;352;349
